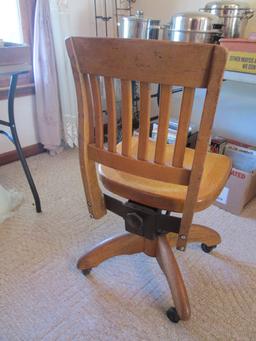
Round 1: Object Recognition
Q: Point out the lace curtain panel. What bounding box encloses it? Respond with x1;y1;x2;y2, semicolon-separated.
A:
49;0;78;147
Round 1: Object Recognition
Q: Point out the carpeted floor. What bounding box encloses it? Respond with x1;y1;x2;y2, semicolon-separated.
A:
0;149;256;341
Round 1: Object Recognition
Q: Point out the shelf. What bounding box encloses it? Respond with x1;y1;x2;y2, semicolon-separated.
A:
0;63;31;76
223;71;256;85
0;43;30;67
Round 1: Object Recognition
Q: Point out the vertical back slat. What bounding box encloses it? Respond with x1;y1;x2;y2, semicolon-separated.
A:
90;75;104;148
173;88;195;168
121;79;133;157
104;77;117;153
154;84;171;164
138;82;151;160
83;74;95;143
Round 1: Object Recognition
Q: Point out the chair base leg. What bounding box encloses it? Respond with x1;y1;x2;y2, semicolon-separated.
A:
77;232;145;270
77;232;191;321
156;234;191;321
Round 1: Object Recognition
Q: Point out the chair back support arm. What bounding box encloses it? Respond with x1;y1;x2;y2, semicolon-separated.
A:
177;47;228;251
66;38;106;219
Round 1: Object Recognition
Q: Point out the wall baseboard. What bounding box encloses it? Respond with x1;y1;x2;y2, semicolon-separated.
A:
0;143;45;166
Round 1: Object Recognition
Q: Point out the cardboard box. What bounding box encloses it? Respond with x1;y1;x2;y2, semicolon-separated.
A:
226;138;256;150
215;168;256;215
225;51;256;74
220;37;256;54
225;143;256;173
150;119;198;148
210;136;227;154
220;38;256;74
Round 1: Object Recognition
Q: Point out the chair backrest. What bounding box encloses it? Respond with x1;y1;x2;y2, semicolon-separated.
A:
66;37;227;250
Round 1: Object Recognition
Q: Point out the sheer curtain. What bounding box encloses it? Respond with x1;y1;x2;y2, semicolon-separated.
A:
33;0;63;153
48;0;122;147
49;0;78;147
33;0;78;150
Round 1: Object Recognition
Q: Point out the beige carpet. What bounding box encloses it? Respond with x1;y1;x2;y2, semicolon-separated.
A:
0;149;256;341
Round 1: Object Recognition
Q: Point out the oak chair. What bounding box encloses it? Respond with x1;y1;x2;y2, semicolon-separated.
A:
66;37;232;323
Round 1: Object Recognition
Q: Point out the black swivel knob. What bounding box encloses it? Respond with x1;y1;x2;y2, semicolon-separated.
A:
125;212;143;233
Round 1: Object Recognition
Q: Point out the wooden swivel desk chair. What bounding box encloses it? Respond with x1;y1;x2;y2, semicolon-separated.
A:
66;37;232;323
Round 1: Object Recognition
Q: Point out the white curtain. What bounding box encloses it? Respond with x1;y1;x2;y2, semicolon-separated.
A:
49;0;78;147
48;0;125;147
33;0;63;152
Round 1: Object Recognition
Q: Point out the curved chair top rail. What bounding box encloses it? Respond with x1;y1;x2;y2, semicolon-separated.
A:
66;37;226;88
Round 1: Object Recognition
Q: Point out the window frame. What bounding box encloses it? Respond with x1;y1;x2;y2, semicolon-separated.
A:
0;0;36;100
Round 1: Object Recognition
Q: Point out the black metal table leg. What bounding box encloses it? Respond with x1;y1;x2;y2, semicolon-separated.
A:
7;74;41;212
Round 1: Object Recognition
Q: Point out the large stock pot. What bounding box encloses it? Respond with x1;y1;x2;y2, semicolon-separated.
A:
200;1;254;38
119;10;161;40
163;11;222;43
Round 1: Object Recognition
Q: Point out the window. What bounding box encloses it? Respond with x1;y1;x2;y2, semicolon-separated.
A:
0;0;23;43
0;0;36;99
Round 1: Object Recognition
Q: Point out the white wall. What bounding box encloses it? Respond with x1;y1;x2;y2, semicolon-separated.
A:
135;0;256;145
0;95;38;153
0;0;111;154
170;82;256;145
67;0;117;38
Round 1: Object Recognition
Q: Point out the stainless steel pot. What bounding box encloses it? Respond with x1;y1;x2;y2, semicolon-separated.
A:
163;11;222;43
200;1;254;38
119;10;160;40
119;10;148;39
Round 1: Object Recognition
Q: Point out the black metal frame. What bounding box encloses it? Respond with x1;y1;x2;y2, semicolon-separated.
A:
94;0;112;37
104;194;181;240
0;72;41;213
114;0;133;37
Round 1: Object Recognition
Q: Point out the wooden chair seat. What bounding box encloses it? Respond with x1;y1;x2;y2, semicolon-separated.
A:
99;136;232;212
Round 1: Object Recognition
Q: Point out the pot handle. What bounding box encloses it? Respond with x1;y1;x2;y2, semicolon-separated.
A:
244;9;254;19
212;23;223;29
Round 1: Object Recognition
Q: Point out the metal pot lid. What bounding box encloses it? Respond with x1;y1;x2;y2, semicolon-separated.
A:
170;11;220;21
165;28;221;34
120;16;148;23
169;11;220;31
121;10;151;23
204;1;251;10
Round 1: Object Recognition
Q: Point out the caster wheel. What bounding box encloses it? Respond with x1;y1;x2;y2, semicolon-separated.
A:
81;268;92;276
166;307;180;323
201;243;217;253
